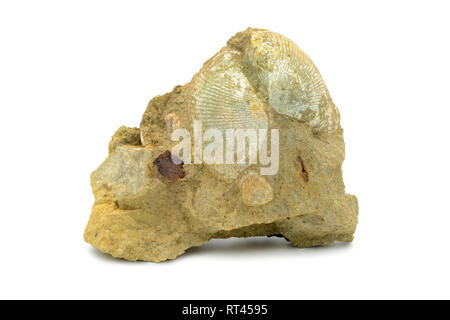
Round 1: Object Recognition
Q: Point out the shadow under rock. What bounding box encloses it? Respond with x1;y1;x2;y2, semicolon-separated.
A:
87;237;353;263
181;237;352;260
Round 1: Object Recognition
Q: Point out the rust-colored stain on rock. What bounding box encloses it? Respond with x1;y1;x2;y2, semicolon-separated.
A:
298;156;309;183
153;150;185;182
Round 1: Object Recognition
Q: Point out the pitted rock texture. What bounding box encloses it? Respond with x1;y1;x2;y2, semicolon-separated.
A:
84;28;358;262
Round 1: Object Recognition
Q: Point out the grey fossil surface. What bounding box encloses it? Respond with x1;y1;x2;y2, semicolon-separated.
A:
84;28;358;262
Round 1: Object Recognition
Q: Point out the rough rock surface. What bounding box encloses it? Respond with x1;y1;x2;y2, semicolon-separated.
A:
84;28;358;262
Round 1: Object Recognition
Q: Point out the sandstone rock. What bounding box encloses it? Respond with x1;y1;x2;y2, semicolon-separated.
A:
84;28;358;262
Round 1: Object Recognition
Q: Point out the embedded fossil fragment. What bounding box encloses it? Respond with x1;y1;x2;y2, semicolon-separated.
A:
84;28;358;262
239;170;274;207
164;112;180;134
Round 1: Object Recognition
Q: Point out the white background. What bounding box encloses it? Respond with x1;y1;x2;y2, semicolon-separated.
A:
1;0;449;299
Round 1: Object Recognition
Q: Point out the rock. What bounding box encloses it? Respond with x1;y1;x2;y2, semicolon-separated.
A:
108;126;141;154
84;28;359;262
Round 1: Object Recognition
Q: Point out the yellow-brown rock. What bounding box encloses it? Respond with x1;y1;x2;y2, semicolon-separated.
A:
84;28;358;262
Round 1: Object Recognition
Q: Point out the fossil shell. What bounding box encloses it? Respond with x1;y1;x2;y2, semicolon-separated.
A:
191;28;340;133
229;28;340;132
191;48;269;180
192;47;269;131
